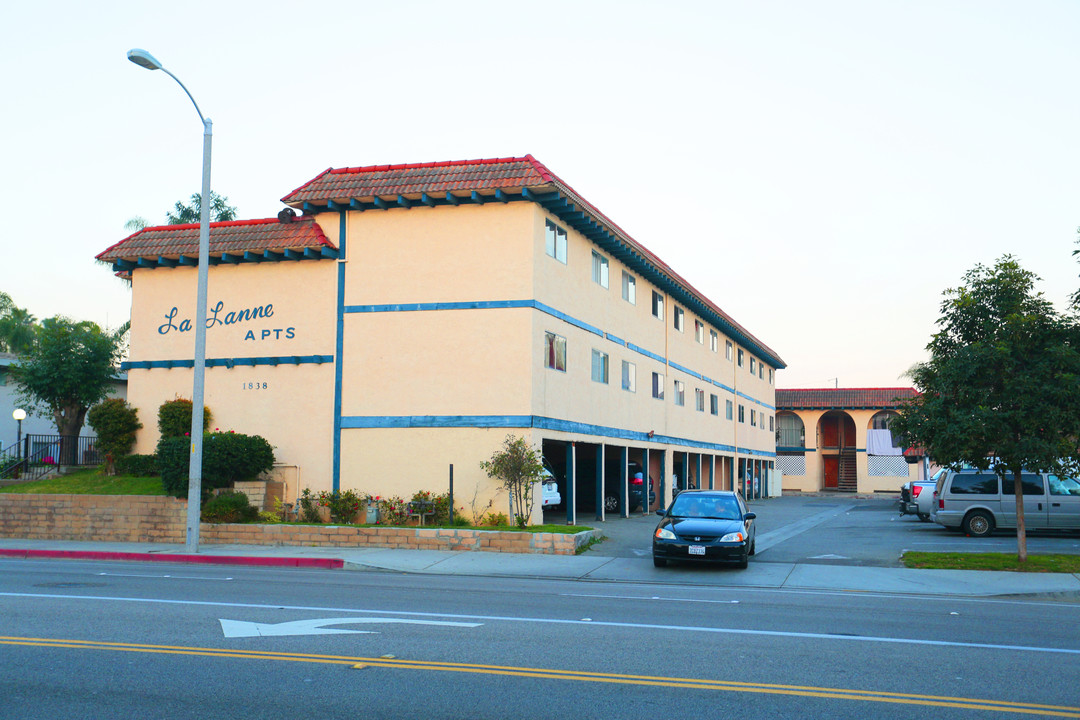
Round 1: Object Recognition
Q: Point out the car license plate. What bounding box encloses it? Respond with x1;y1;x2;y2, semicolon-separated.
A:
688;545;705;556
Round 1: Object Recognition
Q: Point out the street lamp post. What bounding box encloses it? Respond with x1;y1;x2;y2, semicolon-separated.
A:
127;48;211;553
12;408;25;458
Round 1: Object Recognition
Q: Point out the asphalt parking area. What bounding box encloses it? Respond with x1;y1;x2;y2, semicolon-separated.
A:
582;495;1080;568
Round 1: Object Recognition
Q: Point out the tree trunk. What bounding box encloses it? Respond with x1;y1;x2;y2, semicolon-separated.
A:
1014;470;1027;563
52;403;87;467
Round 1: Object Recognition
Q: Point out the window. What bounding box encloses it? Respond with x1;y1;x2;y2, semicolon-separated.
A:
750;357;756;375
673;306;684;332
544;220;567;263
695;388;705;412
695;320;704;344
652;291;664;320
710;330;718;352
726;340;733;361
652;372;664;400
751;409;757;427
777;413;805;446
768;368;773;385
674;380;685;406
738;404;745;423
769;415;774;432
591;349;609;384
591;251;609;288
621;360;636;392
544;332;566;371
737;349;744;367
949;473;998;495
710;393;719;415
1001;474;1046;496
759;363;764;380
621;271;636;304
726;399;734;420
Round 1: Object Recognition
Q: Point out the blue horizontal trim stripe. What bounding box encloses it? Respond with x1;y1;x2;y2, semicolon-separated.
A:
339;413;767;455
122;355;333;370
345;298;773;408
777;446;815;453
626;342;665;365
737;447;777;459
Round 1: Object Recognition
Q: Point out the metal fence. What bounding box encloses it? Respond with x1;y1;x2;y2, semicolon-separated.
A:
0;434;101;482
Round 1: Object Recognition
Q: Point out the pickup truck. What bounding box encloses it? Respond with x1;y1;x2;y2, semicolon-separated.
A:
899;471;942;522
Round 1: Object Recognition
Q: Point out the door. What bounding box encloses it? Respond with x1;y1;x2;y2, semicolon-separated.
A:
1001;473;1049;529
823;457;839;489
1048;475;1080;529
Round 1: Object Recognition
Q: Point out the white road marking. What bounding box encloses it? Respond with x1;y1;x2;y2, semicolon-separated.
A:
4;591;1078;656
97;572;233;581
220;617;481;638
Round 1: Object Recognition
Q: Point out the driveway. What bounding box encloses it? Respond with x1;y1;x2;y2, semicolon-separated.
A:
581;494;1080;567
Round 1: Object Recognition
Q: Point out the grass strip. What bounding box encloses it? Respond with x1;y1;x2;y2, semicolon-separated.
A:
902;551;1080;573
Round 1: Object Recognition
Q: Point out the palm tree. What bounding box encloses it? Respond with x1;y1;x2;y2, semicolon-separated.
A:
0;293;37;354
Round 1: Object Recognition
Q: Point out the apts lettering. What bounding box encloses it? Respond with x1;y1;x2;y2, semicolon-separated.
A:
157;301;295;341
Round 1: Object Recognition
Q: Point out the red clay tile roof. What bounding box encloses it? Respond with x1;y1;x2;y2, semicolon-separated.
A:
281;155;785;368
96;216;334;263
281;156;554;204
776;388;918;410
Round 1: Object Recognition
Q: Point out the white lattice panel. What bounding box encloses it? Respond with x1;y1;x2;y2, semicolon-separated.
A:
776;455;806;477
868;455;909;477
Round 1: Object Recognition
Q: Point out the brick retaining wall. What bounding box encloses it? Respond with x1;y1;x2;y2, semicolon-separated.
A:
0;494;597;555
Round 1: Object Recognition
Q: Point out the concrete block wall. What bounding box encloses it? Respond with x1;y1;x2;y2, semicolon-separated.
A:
0;494;596;555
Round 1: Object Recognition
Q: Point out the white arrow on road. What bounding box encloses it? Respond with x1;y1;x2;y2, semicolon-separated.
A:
220;617;483;638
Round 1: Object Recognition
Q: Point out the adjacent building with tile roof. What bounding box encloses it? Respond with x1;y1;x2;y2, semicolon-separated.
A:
100;155;785;521
774;387;924;493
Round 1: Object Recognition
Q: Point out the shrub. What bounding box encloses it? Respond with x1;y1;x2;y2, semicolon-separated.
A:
318;489;364;524
158;397;213;439
378;495;410;525
115;453;159;477
480;435;543;528
485;512;509;527
201;490;258;523
298;488;322;523
87;399;142;460
157;431;274;499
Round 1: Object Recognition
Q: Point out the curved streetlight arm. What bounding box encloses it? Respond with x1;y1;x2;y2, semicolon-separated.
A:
159;67;209;128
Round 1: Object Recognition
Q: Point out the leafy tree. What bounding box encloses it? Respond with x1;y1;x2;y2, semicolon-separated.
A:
480;434;544;528
892;256;1080;561
166;191;237;225
9;318;128;462
87;398;143;475
0;292;38;354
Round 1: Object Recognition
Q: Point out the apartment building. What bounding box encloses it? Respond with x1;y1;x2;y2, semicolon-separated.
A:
98;156;784;523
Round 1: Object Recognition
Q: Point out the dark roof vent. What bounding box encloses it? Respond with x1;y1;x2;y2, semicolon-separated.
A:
277;207;296;224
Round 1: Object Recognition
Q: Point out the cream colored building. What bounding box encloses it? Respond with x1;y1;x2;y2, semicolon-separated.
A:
775;388;923;494
98;156;785;523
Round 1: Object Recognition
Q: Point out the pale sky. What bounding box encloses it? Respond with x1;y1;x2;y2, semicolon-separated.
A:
3;0;1078;389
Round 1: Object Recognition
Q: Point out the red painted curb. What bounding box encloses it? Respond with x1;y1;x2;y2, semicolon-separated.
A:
0;548;343;569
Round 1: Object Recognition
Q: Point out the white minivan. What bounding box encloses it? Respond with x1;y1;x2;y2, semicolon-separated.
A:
933;470;1080;536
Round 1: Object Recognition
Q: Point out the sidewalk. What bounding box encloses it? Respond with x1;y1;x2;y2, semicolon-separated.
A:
2;536;1078;599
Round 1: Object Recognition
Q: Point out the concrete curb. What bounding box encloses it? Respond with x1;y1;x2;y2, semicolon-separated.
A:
0;548;344;569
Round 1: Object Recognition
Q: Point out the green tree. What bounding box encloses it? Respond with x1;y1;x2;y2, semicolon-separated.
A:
480;434;544;528
166;192;237;225
0;292;38;354
892;256;1080;561
9;318;128;461
158;397;212;439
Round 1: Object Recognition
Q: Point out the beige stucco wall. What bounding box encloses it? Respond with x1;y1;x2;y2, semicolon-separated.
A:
778;408;918;493
125;259;337;491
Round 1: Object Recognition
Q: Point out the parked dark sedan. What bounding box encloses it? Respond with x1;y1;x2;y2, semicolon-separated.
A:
652;490;756;568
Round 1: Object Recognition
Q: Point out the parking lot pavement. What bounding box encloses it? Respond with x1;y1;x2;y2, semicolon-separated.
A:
580;494;1080;567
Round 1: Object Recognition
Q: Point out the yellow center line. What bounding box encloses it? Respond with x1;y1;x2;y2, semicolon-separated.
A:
3;636;1078;717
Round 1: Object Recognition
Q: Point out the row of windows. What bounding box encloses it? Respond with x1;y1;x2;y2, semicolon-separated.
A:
547;218;773;386
545;331;773;429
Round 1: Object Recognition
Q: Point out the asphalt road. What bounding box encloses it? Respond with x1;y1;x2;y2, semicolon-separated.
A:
3;555;1079;719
